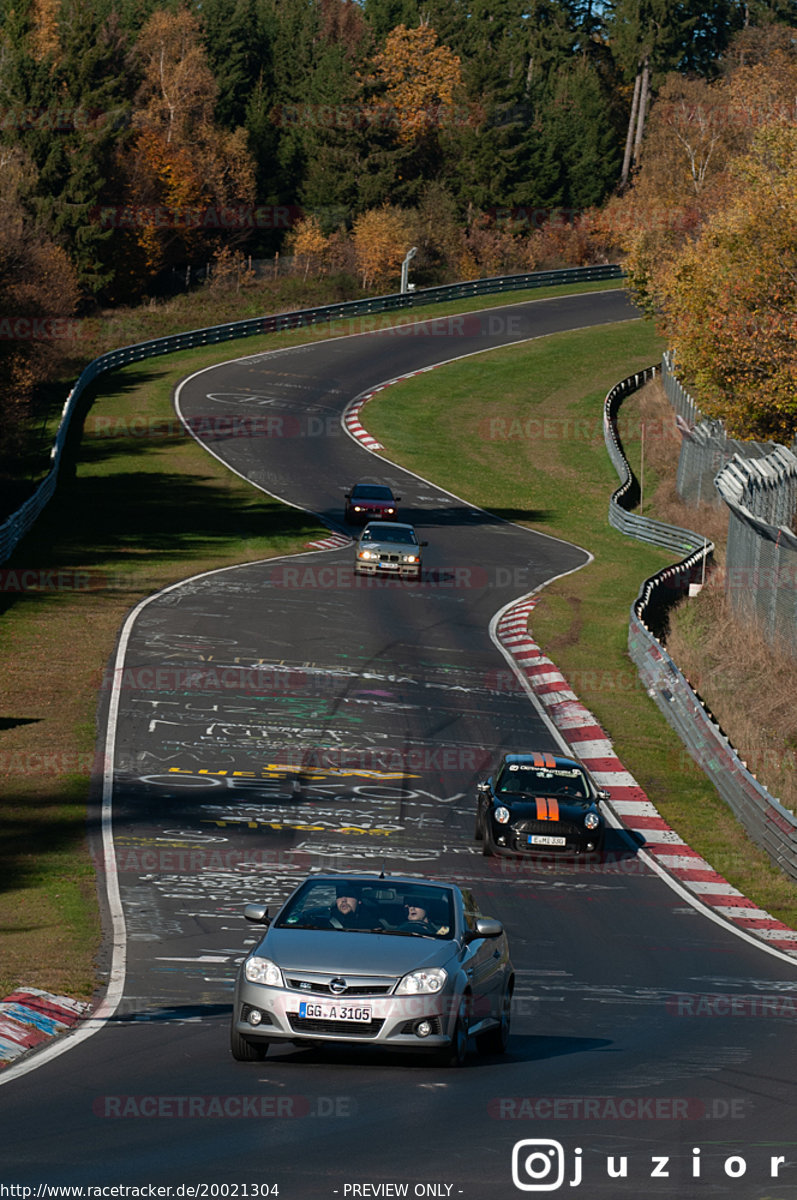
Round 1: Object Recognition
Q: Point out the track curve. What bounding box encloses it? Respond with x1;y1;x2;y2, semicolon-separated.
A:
3;291;797;1200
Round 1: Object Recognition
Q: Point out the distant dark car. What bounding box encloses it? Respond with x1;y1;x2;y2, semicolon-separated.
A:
354;521;427;580
344;483;401;523
475;752;609;856
230;873;514;1067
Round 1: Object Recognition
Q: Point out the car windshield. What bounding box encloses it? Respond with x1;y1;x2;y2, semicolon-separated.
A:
496;764;590;801
361;526;416;544
275;880;454;938
352;485;393;500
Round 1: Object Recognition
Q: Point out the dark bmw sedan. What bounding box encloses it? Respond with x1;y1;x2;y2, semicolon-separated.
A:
344;483;400;523
476;752;609;856
230;873;514;1067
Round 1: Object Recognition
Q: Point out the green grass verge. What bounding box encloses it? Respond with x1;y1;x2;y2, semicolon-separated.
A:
0;279;626;1000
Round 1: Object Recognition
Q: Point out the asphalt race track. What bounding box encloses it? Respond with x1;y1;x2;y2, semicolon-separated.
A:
2;291;797;1200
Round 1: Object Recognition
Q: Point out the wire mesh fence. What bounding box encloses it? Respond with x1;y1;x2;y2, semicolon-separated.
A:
716;454;797;657
660;352;797;657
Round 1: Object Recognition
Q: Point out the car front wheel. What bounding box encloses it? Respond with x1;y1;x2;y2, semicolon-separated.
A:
435;996;470;1068
230;1023;269;1062
476;982;512;1055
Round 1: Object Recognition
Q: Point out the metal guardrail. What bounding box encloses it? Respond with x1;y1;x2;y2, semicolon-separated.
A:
605;366;797;883
604;367;710;559
630;611;797;882
0;263;623;564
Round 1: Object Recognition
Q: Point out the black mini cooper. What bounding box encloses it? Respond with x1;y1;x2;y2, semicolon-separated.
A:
475;752;609;856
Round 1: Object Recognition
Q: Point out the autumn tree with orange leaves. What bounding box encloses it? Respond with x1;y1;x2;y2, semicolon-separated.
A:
286;214;331;279
124;5;255;283
658;125;797;441
352;206;413;289
364;22;465;145
607;29;797;440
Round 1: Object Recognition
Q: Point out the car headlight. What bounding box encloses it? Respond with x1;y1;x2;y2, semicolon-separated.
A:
244;955;284;987
494;805;511;824
358;549;377;560
396;968;447;995
402;554;419;563
584;812;600;830
353;505;363;512
385;508;395;514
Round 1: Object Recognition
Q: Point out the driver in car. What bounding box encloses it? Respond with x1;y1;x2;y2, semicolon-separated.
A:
329;883;377;930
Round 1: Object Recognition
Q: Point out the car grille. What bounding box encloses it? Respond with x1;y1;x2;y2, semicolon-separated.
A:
288;1014;385;1038
514;819;581;839
379;552;401;563
286;977;393;996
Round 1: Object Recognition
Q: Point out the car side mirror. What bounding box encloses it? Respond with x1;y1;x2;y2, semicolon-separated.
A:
244;903;270;924
420;540;428;547
463;917;503;943
477;781;490;794
344;493;351;499
395;496;402;501
597;789;610;802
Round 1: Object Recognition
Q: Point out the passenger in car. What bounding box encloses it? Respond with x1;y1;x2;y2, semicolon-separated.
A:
401;895;440;933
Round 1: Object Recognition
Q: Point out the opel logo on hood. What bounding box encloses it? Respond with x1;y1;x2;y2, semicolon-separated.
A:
329;977;348;995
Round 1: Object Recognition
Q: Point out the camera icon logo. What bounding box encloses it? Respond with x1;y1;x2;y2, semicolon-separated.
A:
512;1139;566;1191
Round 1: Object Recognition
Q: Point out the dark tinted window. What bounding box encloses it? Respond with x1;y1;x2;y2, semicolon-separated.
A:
352;485;393;500
276;879;453;937
361;526;417;544
496;763;589;800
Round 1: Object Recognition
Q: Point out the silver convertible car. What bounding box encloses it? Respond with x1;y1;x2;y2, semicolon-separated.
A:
230;873;514;1067
354;521;427;580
